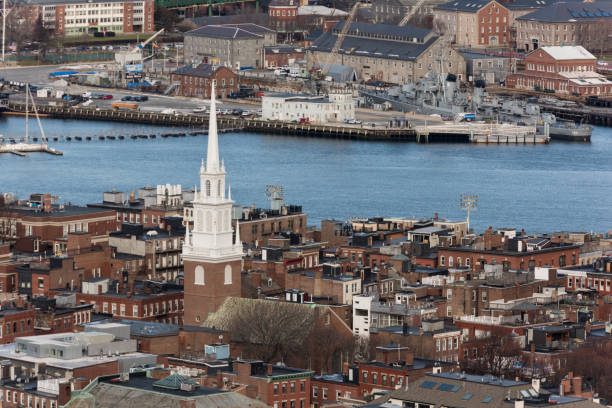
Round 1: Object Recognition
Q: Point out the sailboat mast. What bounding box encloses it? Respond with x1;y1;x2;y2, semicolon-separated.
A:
25;84;29;144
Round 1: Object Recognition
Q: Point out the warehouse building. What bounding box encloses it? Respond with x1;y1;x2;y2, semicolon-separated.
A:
184;23;275;69
308;21;464;83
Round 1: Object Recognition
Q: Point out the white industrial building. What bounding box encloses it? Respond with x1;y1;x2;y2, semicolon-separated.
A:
262;93;355;123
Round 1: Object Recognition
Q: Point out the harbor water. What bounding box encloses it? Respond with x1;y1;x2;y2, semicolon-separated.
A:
1;116;611;233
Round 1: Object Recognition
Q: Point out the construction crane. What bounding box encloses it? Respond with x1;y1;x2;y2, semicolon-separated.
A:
135;28;165;50
318;0;362;79
398;0;428;26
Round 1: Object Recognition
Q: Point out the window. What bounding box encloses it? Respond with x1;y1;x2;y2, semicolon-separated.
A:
322;388;328;400
363;371;368;383
312;387;318;397
133;305;138;316
38;277;44;289
372;373;377;384
290;382;295;393
205;180;211;196
448;256;454;267
482;291;488;302
440;255;445;266
195;265;205;285
274;383;279;395
224;265;232;285
300;381;305;392
282;383;287;394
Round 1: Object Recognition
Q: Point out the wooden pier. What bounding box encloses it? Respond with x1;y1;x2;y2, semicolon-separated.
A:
414;123;548;144
5;103;553;144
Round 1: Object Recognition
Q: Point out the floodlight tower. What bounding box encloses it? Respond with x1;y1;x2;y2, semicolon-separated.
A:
459;194;479;233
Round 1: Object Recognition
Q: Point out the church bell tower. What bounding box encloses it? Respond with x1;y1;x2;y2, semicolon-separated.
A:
182;80;242;325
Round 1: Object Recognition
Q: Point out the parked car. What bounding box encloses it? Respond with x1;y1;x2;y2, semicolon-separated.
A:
135;95;148;102
121;95;133;101
100;94;113;100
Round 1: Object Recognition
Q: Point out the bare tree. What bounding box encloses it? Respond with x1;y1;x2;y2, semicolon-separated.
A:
225;299;316;363
561;340;612;401
460;334;523;378
304;321;356;373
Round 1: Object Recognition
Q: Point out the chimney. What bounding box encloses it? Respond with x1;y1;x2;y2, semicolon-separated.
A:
571;376;582;395
342;362;349;376
58;381;72;406
43;194;52;213
267;364;273;377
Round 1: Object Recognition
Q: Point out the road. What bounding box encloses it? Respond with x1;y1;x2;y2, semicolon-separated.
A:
0;63;441;127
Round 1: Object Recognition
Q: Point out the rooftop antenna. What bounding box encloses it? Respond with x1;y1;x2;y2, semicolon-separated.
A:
459;194;478;233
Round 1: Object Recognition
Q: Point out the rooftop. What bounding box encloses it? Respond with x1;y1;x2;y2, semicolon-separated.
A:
310;21;437;62
171;63;230;78
536;45;596;61
186;23;273;40
517;1;612;22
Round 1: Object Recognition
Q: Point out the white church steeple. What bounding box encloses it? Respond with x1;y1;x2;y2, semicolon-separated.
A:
183;80;242;262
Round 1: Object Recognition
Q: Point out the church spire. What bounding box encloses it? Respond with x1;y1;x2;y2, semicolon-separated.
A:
206;80;220;172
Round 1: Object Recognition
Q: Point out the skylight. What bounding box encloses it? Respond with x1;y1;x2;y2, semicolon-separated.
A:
437;383;454;391
451;385;461;392
421;381;437;389
462;394;473;400
483;396;493;403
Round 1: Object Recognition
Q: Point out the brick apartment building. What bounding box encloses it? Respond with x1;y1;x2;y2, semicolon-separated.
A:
15;0;154;37
221;360;312;408
358;345;458;397
310;368;362;408
374;319;463;363
170;64;238;98
8;197;117;243
269;0;299;21
110;223;185;282
438;242;581;272
0;309;36;345
236;205;307;248
72;278;184;325
445;274;555;317
506;46;612;95
435;0;511;47
264;45;306;68
32;295;93;333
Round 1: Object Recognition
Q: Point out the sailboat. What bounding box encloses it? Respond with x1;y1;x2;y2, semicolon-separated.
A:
0;84;62;156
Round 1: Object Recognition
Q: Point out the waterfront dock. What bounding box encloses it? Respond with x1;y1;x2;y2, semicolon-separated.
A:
414;123;547;144
5;103;552;144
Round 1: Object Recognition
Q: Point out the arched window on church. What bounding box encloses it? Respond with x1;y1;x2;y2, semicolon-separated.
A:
217;180;222;198
206;180;211;197
195;266;205;285
224;265;232;285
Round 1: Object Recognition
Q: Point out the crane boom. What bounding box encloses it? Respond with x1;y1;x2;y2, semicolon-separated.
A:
320;1;361;77
398;0;427;27
139;28;165;49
